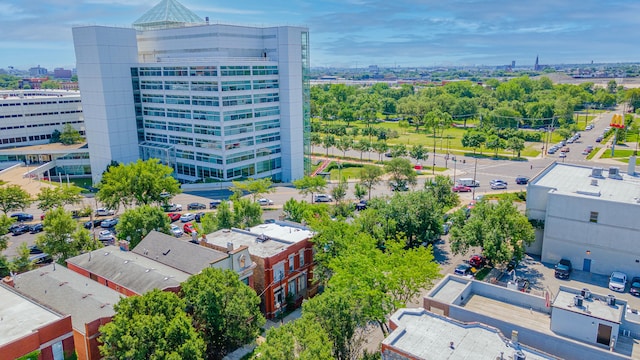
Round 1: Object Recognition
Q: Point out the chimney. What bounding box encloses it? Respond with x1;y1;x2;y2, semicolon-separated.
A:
227;242;234;252
2;276;14;287
629;156;636;176
511;330;519;344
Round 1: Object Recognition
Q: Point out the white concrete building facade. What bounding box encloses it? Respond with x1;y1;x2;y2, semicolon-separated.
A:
526;162;640;276
73;0;310;184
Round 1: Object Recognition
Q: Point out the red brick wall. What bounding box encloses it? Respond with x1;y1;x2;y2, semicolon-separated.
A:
0;315;74;360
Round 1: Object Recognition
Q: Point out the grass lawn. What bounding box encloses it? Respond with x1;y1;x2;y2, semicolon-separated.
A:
586;148;601;160
599;148;636;159
329;167;363;180
40;180;89;193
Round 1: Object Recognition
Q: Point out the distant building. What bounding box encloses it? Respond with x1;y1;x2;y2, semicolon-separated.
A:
202;221;316;319
6;265;122;360
29;65;48;77
526;162;640;276
72;0;310;184
0;279;75;359
54;68;73;80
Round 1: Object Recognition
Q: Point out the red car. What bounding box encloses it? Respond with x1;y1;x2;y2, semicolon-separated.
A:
469;254;486;268
452;185;472;192
167;213;181;222
183;222;196;234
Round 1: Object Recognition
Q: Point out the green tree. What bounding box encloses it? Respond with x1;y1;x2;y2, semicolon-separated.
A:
384;158;417;190
181;268;265;359
0;184;32;214
59;124;83;145
41;80;61;89
0;215;13;252
323;134;336;156
625;88;640;112
353;183;367;201
336;136;353;158
253;315;333;360
424;175;459;210
389;143;407;158
36;207;92;263
36;185;82;212
354;140;371;161
293;175;327;203
229;177;275;202
450;199;535;266
200;213;218;234
115;205;171;249
506;136;525;158
485;134;505;157
97;158;181;210
461;131;486;154
359;165;384;200
330;177;348;204
99;289;205;360
232;198;263;229
10;243;35;274
215;201;234;229
373;141;389;161
409;144;428;163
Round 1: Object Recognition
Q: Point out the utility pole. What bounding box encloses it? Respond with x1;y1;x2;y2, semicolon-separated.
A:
471;157;478;199
432;129;436;175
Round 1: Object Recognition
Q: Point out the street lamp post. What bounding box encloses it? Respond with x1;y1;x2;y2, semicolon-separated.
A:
471;157;478;199
453;157;457;184
432;130;436;175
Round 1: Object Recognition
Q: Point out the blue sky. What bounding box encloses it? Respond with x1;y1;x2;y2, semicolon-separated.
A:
1;0;639;70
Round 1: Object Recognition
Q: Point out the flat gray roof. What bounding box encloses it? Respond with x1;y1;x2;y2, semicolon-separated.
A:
384;308;553;360
0;285;63;346
430;276;469;303
532;162;640;204
553;289;624;324
132;230;227;274
204;223;313;258
66;246;190;294
11;265;123;334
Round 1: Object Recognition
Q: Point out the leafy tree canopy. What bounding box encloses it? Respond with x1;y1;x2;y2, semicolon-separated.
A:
0;184;32;214
115;205;171;249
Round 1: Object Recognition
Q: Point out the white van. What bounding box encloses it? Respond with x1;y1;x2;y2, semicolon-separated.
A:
456;178;480;187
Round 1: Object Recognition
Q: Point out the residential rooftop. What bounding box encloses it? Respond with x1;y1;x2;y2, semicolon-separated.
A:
204;222;313;258
132;230;227;274
0;285;64;346
384;308;554;360
66;245;190;294
532;162;640;204
10;265;123;335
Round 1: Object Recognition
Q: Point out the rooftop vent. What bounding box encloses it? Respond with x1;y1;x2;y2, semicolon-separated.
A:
608;294;616;306
590;179;598;186
591;167;603;178
574;295;584;307
609;167;621;179
514;350;526;360
581;288;591;299
256;234;270;243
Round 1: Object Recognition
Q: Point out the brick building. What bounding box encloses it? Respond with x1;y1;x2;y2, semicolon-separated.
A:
0;279;75;360
202;221;316;319
5;265;122;360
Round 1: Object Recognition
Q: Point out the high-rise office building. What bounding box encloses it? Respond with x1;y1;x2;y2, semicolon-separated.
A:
73;0;310;184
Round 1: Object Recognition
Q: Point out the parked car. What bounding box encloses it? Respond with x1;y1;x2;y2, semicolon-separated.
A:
98;230;115;242
167;212;181;222
29;253;53;266
451;185;472;192
390;182;409;192
257;198;274;206
515;176;529;185
314;194;333;202
170;224;184;237
100;218;119;228
442;223;450;235
162;203;182;212
183;222;196;234
596;135;604;142
84;219;103;229
630;277;640;297
180;213;196;222
581;149;590;155
554;259;572;279
468;254;486;268
454;263;473;277
489;179;508;186
29;223;44;234
11;223;30;235
609;271;628;292
194;212;206;223
11;213;33;222
209;200;222;209
355;200;368;211
490;182;507;190
547;147;557;154
187;202;206;210
559;152;567;158
96;208;115;216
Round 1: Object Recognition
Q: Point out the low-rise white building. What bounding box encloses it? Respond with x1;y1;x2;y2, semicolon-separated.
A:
526;162;640;276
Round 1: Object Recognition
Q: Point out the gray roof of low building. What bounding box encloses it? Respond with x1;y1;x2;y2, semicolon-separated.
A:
11;265;123;334
66;246;189;294
132;230;227;274
0;285;63;346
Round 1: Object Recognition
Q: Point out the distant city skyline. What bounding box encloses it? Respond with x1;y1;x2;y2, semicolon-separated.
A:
1;0;639;70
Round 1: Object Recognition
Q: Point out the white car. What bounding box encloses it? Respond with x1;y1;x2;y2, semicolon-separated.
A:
96;208;115;216
609;272;627;292
170;224;184;237
490;182;507;190
180;213;195;222
98;230;115;241
314;194;333;203
257;198;274;206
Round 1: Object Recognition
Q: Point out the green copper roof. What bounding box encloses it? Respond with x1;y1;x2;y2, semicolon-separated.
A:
133;0;204;30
